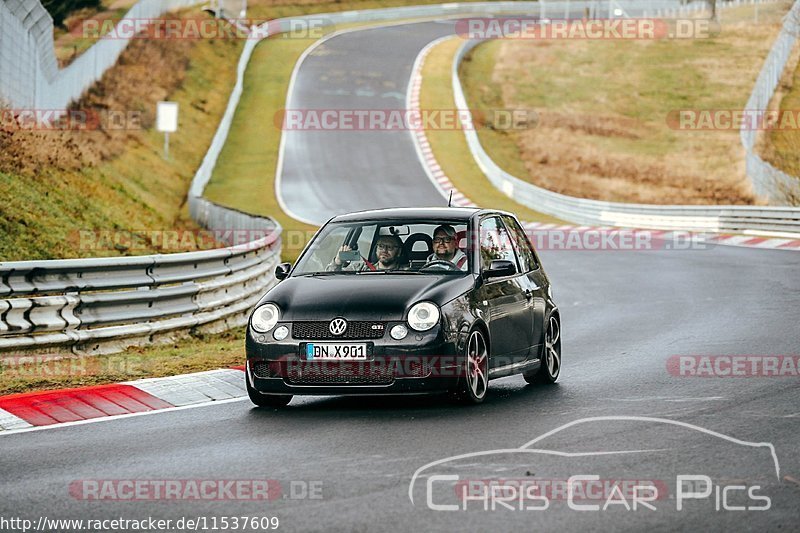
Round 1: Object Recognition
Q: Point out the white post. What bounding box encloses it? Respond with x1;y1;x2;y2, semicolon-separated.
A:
156;101;179;161
540;0;546;20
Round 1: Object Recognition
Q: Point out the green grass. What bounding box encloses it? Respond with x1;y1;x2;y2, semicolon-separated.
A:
420;37;565;224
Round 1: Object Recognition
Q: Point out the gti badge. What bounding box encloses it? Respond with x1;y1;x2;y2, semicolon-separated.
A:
329;318;347;336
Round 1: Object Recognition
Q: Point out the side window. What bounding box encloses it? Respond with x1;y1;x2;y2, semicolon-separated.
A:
502;215;538;272
479;217;519;272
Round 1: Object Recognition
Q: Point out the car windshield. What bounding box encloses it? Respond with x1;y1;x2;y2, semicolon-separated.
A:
292;219;471;275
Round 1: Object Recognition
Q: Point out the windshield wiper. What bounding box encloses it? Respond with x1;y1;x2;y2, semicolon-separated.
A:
357;269;421;274
295;271;353;277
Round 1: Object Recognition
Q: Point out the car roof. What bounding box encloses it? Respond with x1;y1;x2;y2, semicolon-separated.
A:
330;207;511;223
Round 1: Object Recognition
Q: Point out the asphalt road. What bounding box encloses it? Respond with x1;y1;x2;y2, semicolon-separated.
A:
277;22;457;224
3;19;800;533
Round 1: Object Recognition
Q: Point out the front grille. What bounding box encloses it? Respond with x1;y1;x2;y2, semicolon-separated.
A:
285;362;395;385
292;321;386;340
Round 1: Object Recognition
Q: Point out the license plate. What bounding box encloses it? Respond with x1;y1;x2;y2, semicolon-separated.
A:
305;343;368;361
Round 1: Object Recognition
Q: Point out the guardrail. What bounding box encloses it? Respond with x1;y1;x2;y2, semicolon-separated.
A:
740;0;800;204
451;31;800;236
0;218;281;356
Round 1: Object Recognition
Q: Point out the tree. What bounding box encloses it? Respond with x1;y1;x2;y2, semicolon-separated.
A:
41;0;102;28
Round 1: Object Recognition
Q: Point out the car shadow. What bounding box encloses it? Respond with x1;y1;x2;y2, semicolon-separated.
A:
244;376;567;421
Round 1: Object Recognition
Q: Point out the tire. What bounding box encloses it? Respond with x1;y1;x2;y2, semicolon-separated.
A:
246;378;292;408
524;314;561;385
450;329;489;404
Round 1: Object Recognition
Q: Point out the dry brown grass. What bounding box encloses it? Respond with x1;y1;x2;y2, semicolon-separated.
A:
1;37;190;176
462;2;796;205
0;10;241;260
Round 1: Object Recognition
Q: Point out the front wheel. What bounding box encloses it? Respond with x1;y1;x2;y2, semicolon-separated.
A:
450;329;489;404
246;377;292;408
524;314;561;385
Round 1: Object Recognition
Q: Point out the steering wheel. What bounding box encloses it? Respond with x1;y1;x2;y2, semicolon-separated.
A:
419;259;459;271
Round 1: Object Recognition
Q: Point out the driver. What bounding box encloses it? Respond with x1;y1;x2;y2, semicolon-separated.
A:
330;234;407;271
427;225;468;270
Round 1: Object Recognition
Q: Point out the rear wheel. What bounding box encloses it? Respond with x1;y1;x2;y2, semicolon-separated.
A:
246;377;292;408
524;314;561;385
451;329;489;404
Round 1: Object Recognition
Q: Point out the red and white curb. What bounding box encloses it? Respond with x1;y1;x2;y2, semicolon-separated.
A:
407;39;800;253
0;368;247;433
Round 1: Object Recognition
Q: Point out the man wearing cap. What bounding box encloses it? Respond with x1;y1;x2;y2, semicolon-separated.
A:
427;224;468;270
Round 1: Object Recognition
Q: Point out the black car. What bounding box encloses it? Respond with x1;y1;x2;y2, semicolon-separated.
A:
245;207;560;407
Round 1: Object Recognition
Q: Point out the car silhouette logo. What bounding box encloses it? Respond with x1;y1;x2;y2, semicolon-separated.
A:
329;318;347;335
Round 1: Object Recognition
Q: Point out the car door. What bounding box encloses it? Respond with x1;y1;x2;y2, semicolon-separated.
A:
477;216;533;367
502;215;546;361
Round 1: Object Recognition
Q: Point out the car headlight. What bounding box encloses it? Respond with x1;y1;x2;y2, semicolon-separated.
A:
251;303;280;333
407;302;440;332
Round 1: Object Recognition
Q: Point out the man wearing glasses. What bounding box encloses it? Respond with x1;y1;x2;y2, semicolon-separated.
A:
428;225;468;270
330;234;407;271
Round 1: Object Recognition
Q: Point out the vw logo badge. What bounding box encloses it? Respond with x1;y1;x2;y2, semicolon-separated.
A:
329;318;347;336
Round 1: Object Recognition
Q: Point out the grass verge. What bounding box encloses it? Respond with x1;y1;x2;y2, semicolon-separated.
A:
458;2;794;205
760;42;800;186
0;328;245;396
203;34;319;263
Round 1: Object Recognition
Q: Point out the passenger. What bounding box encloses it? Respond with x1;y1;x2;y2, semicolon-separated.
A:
373;234;407;270
330;234;407;271
427;225;468;270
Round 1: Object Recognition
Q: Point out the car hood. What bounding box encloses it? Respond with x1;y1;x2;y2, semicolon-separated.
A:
257;273;475;321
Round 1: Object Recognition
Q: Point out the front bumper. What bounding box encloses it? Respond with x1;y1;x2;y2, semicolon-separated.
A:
245;323;463;395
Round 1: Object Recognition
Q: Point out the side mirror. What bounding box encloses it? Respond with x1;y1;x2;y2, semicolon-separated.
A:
483;259;516;279
275;262;292;281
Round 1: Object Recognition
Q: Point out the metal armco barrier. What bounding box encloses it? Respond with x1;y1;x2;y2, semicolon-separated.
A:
740;0;800;204
451;32;800;235
0;226;281;355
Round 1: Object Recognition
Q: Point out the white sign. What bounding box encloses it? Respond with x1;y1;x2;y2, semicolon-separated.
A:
156;101;179;133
